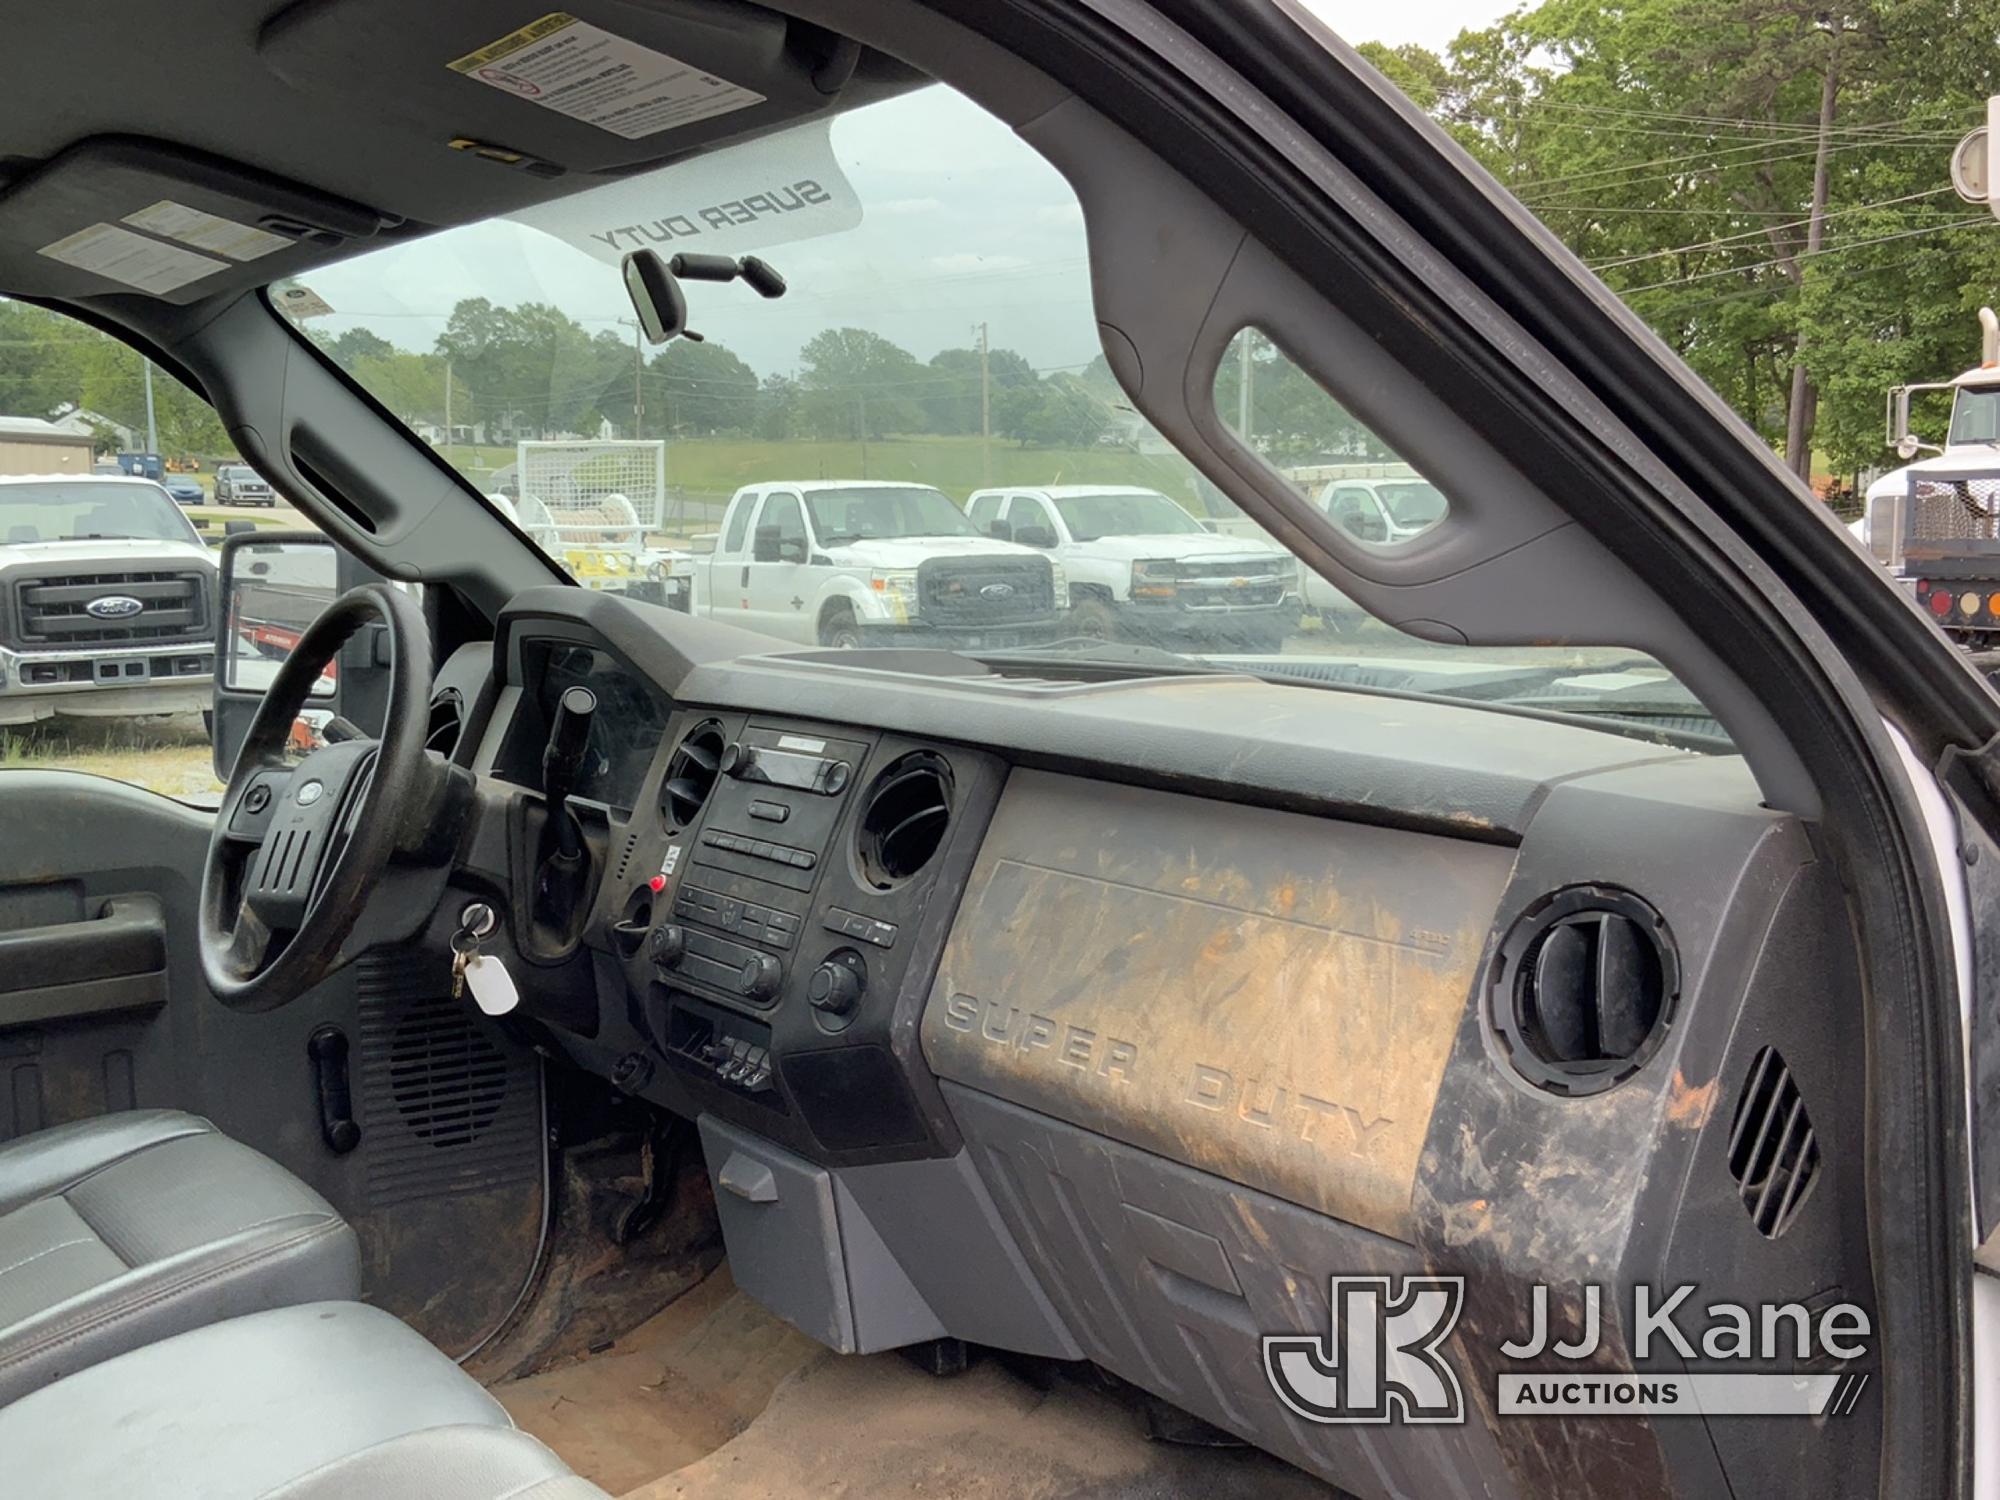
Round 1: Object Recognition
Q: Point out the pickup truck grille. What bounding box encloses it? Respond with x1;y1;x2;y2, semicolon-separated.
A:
13;569;211;647
917;556;1053;625
1167;554;1291;609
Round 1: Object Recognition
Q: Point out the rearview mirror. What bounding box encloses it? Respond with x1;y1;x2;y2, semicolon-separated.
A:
622;250;690;344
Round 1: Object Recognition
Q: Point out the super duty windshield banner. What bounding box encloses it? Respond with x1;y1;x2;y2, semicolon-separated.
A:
512;119;861;264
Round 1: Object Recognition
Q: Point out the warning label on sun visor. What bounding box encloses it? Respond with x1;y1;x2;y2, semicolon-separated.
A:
449;13;765;140
510;118;860;264
37;223;226;294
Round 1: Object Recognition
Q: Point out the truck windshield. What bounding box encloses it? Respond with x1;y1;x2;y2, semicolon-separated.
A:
806;487;977;543
1377;483;1448;530
1053;491;1205;541
0;481;199;545
1950;389;2000;445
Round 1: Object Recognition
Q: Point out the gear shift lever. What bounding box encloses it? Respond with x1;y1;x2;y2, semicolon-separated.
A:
542;686;597;860
534;686;597;937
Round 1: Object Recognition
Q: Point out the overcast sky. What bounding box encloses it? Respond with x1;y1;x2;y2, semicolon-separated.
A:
292;3;1517;395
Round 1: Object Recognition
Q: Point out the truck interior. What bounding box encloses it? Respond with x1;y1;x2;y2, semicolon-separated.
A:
0;3;1987;1499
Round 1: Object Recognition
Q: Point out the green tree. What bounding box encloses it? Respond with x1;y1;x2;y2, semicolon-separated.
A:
796;327;925;439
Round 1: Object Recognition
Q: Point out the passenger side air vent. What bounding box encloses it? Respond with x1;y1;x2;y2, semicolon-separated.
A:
1489;885;1678;1097
1728;1046;1820;1237
856;751;954;890
425;689;464;757
661;720;727;830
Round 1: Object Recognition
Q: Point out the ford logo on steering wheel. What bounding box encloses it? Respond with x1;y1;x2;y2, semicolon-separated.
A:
84;595;144;619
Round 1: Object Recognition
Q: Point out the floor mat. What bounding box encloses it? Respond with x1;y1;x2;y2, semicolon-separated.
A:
495;1268;824;1495
500;1271;1339;1500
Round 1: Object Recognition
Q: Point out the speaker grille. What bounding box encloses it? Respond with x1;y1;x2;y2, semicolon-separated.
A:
357;955;542;1208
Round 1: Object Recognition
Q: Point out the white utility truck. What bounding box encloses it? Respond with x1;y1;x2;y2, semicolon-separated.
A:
1873;307;2000;640
965;484;1298;650
685;480;1065;649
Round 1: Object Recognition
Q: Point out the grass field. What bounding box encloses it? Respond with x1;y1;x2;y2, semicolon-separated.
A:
441;434;1200;528
0;713;221;803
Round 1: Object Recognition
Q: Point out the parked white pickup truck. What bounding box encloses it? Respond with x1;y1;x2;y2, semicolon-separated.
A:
966;484;1298;650
0;474;218;726
687;481;1066;649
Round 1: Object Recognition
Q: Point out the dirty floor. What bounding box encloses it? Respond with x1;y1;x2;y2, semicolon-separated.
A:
495;1269;1340;1500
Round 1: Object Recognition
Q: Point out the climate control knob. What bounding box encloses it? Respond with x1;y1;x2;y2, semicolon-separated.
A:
807;959;864;1017
737;952;784;1003
648;924;686;967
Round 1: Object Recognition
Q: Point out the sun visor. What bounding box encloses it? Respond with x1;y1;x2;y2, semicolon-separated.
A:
261;0;841;177
0;139;395;305
509;117;859;264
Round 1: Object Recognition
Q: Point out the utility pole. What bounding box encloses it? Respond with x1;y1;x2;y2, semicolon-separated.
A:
858;388;869;479
443;360;453;465
977;321;991;484
632;319;644;437
1784;16;1854;484
141;357;158;455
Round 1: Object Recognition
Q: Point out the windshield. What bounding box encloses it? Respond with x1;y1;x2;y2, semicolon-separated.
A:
1377;482;1448;530
0;481;199;544
1950;389;2000;446
1054;491;1206;541
806;486;976;543
275;80;1722;750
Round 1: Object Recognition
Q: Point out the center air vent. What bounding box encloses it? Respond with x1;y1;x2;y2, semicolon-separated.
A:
1488;885;1678;1096
1728;1046;1820;1237
661;719;726;829
856;751;954;890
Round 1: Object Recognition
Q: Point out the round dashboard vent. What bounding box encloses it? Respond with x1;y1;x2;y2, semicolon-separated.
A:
1488;885;1678;1097
856;751;954;890
660;719;727;830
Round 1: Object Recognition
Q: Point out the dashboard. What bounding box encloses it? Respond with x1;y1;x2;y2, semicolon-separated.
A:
438;587;1875;1500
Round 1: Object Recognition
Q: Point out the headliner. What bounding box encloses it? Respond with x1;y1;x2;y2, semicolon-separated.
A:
0;0;918;313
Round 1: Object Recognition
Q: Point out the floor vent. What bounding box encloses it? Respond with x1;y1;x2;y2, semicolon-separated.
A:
1727;1045;1820;1238
357;954;542;1208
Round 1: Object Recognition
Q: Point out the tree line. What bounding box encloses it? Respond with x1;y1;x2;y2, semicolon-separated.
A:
0;301;228;457
1360;0;2000;483
310;304;1125;450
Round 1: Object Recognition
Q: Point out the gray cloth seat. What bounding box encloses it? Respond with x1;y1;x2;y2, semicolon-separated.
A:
0;1300;606;1499
0;1108;359;1406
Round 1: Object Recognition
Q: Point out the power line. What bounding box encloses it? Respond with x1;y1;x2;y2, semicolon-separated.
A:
1617;216;1994;295
1586;188;1956;270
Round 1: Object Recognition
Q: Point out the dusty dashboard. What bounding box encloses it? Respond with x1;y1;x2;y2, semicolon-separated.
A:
456;591;1875;1500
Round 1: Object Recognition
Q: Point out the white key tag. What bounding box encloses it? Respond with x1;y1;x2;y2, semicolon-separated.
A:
465;954;520;1016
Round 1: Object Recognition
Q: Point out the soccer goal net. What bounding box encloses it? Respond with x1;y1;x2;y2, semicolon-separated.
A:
516;440;668;533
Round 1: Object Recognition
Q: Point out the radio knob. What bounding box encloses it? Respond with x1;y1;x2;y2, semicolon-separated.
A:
720;742;754;777
807;960;863;1017
738;953;784;1002
648;924;686;967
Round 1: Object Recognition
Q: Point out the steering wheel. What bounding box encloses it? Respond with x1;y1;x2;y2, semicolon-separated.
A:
199;583;433;1011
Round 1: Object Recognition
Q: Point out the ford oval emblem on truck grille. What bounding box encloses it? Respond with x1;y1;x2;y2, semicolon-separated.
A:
85;595;144;619
979;582;1016;600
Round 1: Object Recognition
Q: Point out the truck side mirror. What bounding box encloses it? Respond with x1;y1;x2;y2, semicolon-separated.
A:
753;525;805;564
211;532;351;780
1014;524;1058;549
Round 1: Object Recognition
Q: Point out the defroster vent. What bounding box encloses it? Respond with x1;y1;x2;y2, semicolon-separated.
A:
1728;1046;1820;1237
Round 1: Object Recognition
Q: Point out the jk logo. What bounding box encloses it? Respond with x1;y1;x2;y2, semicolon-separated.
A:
1262;1276;1466;1424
